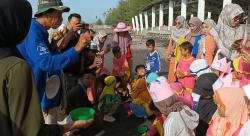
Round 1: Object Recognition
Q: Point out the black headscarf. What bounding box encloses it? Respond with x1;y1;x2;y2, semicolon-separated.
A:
193;73;218;123
0;0;32;58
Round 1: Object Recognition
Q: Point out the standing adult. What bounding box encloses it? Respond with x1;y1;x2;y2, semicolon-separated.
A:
167;16;188;83
185;17;203;58
17;0;91;124
112;22;133;74
0;0;93;135
216;4;248;60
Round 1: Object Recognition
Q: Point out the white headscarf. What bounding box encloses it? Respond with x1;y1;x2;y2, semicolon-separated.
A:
216;4;248;60
171;16;189;43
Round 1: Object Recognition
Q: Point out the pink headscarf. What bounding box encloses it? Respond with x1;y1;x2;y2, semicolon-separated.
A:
170;82;194;109
210;87;248;136
112;31;132;55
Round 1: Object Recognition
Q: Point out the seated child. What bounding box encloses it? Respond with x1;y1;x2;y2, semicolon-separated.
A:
146;101;166;136
127;79;153;118
98;76;121;122
135;64;147;79
115;76;130;102
146;39;161;73
112;46;129;76
176;41;196;93
63;70;95;115
170;82;194;109
148;76;199;136
207;87;248;136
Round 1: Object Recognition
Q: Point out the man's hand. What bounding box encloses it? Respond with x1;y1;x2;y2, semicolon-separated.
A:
64;119;94;132
74;31;92;53
69;23;84;32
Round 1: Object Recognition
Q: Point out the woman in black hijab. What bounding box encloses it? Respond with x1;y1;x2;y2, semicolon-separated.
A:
0;0;92;135
192;73;218;136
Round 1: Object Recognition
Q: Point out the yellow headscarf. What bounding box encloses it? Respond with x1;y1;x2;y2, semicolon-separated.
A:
175;38;187;62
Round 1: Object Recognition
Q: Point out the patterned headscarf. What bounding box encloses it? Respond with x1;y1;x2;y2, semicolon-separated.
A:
171;16;189;43
92;30;108;51
216;4;248;60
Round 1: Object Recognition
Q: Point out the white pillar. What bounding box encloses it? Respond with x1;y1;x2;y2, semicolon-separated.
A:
159;4;164;30
198;0;205;21
144;11;149;30
152;6;156;30
168;0;174;30
207;12;211;19
135;16;140;32
223;0;232;8
181;0;187;19
132;17;136;32
248;6;250;24
191;14;194;18
139;13;144;32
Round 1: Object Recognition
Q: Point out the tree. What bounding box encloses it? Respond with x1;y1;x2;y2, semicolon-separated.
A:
95;19;103;25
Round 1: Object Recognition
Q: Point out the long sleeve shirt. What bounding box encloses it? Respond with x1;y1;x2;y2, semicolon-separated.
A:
146;50;161;73
17;19;79;109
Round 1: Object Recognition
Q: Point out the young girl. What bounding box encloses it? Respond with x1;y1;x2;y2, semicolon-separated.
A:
148;76;199;136
207;87;248;136
112;46;129;76
233;56;250;87
176;41;196;93
98;76;121;122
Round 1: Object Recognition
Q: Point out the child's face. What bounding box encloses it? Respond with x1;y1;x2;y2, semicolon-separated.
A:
82;74;95;88
137;67;146;77
180;48;189;57
147;45;155;53
114;51;121;58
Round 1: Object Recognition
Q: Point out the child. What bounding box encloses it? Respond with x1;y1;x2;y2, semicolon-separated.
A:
148;76;199;136
115;76;130;102
146;39;161;73
233;56;250;87
176;41;196;93
64;70;95;114
135;64;147;79
128;79;153;118
170;82;194;109
146;101;166;136
207;87;248;136
211;49;231;77
98;76;121;122
112;46;129;76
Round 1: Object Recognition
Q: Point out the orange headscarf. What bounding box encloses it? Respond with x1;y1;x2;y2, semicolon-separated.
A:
211;87;248;136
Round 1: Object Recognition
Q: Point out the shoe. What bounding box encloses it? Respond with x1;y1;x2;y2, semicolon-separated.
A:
103;115;116;122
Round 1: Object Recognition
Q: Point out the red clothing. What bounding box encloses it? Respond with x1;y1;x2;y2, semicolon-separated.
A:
112;55;129;76
176;57;196;90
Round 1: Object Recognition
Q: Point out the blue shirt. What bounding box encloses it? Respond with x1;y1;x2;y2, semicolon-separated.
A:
17;19;79;109
146;50;161;73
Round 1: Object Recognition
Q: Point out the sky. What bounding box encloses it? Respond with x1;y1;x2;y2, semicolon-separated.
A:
28;0;120;23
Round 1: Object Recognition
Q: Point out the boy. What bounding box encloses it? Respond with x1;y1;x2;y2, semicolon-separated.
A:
146;39;161;73
135;64;147;79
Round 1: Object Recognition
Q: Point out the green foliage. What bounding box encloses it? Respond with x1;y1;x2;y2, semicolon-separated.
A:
105;0;155;26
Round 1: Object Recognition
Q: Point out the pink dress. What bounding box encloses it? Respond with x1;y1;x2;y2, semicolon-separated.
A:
176;57;196;91
112;55;129;76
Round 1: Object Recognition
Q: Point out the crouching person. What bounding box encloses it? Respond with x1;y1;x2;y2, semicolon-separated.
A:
98;76;121;122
